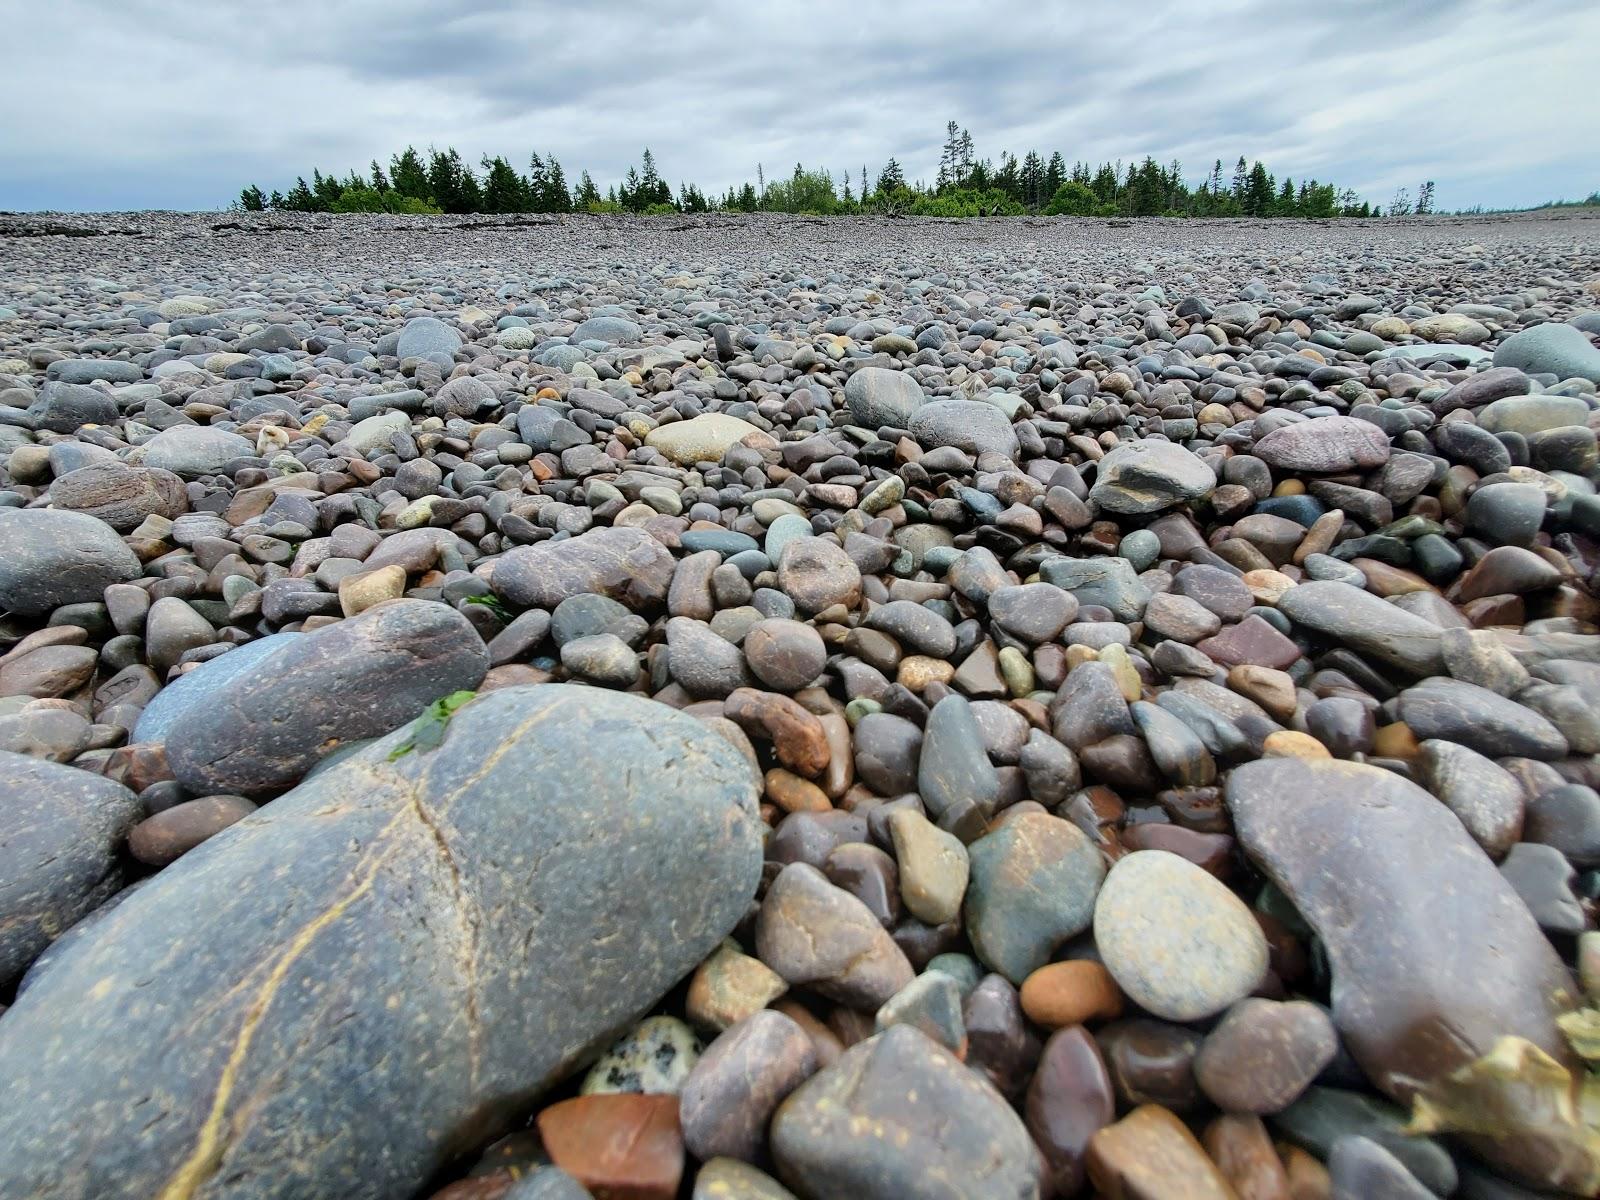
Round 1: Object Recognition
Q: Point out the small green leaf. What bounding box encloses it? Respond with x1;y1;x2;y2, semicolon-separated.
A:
465;593;512;620
388;690;477;762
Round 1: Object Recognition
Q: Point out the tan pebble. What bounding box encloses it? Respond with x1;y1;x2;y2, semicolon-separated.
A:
1020;960;1125;1028
1262;731;1331;760
1228;665;1299;722
1064;645;1099;672
1373;721;1421;759
1281;1142;1332;1200
1098;644;1141;702
1242;569;1296;605
1272;479;1306;497
897;655;955;691
337;564;407;617
686;941;788;1033
764;768;832;813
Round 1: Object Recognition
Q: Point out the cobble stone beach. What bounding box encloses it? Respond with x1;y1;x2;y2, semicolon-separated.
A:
1;209;1600;1198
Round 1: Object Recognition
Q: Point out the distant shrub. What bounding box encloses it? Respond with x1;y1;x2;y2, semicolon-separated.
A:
331;188;441;215
643;202;679;215
584;199;624;213
1044;181;1096;216
909;188;1023;217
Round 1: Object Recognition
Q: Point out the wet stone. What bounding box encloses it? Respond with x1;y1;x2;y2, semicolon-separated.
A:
1194;998;1339;1115
0;686;762;1200
964;811;1104;984
770;1025;1042;1200
1093;849;1268;1022
680;1010;817;1165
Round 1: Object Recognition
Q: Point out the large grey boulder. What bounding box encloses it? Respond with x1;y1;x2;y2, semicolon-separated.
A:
909;399;1019;460
1088;440;1217;514
844;367;927;429
1275;581;1444;676
0;752;142;987
27;380;118;432
396;316;463;360
771;1025;1041;1199
0;508;142;616
165;599;490;795
492;526;676;612
0;685;763;1200
1229;758;1581;1191
139;425;255;477
1493;323;1600;383
49;460;187;530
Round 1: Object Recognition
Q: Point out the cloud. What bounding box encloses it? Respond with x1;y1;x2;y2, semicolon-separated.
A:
2;0;1595;212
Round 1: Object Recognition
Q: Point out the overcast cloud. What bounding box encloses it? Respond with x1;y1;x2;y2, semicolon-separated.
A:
3;0;1595;213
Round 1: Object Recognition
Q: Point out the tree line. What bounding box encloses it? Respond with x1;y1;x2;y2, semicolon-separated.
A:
238;121;1433;219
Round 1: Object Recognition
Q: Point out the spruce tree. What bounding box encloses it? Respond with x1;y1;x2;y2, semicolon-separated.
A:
1045;152;1066;198
390;147;430;201
543;156;572;212
575;170;601;210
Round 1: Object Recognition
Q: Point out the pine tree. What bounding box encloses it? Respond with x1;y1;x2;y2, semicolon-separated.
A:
575;170;602;210
1090;162;1119;206
1020;151;1044;209
1277;177;1296;216
390;147;430;200
621;167;641;211
937;120;960;192
311;169;342;210
1045;152;1066;199
996;152;1020;203
1209;159;1224;196
370;161;390;192
543;155;572;212
1389;187;1412;217
238;184;266;211
1416;180;1435;215
526;152;548;209
481;155;528;213
454;150;482;212
1245;161;1273;216
1231;156;1249;203
284;177;315;211
876;158;906;194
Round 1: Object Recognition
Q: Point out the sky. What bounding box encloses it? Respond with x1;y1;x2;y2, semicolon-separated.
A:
3;0;1596;214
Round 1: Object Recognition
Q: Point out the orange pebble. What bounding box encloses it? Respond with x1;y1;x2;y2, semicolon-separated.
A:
1020;960;1125;1028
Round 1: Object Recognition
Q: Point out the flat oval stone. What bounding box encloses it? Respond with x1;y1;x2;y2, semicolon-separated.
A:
493;526;675;612
1276;580;1444;676
0;685;763;1200
964;811;1104;984
681;1010;817;1164
1229;758;1579;1188
1399;676;1567;760
755;863;913;1010
165;600;491;795
1089;440;1218;514
1253;415;1391;473
1087;1104;1240;1199
1094;850;1268;1022
770;1025;1042;1200
1026;1026;1114;1196
0;752;142;987
1193;998;1338;1114
0;508;142;617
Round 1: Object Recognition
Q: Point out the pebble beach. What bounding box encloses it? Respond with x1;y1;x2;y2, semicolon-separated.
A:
2;208;1600;1199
